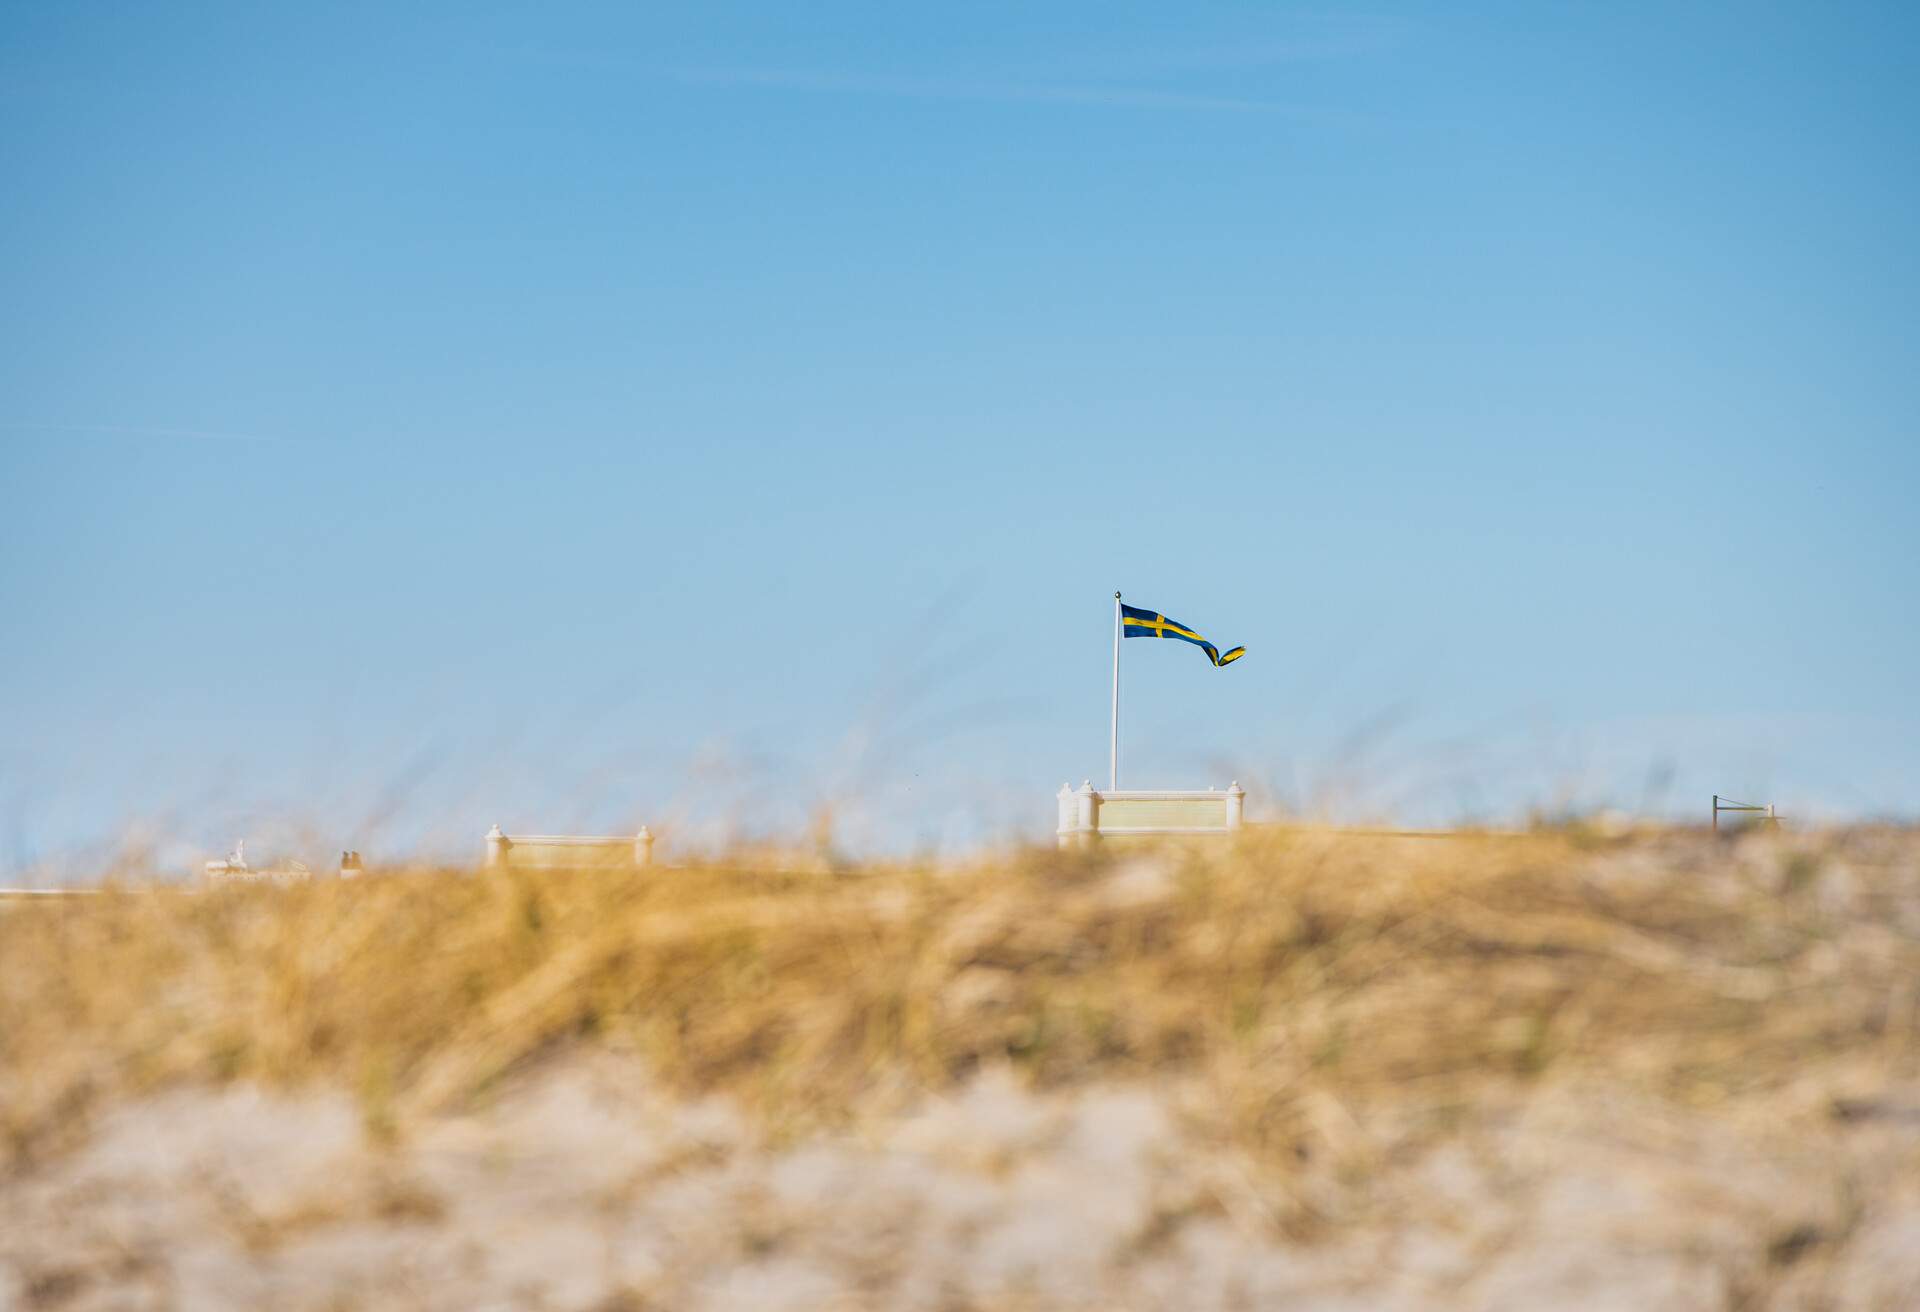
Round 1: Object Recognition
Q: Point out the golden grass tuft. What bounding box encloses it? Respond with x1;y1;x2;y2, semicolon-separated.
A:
4;827;1918;1185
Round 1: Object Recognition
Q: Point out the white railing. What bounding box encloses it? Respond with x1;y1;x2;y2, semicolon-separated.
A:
484;824;655;869
1056;781;1245;848
1711;795;1778;831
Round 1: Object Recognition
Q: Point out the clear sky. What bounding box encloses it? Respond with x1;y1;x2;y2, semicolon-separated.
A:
3;2;1915;873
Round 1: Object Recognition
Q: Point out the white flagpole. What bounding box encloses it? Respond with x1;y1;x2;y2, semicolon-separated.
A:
1110;591;1121;790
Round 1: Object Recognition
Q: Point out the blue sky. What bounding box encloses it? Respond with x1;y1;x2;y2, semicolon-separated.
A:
3;2;1915;872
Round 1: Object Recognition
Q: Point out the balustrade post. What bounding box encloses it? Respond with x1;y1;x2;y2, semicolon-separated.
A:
1075;781;1100;849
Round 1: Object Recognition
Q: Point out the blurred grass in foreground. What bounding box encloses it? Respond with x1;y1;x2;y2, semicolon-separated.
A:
4;827;1918;1192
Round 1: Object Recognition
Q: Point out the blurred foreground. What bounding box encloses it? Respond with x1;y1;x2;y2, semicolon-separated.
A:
4;828;1919;1310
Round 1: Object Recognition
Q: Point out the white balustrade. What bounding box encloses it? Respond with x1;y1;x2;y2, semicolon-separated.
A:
484;823;655;870
1056;781;1245;848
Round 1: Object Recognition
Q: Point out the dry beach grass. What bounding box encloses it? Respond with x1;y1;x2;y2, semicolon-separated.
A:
4;827;1920;1309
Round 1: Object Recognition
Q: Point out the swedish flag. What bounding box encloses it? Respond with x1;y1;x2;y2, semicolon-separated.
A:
1122;602;1246;667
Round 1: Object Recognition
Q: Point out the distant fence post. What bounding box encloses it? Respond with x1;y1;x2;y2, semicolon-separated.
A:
634;826;654;867
486;823;508;868
1225;781;1246;831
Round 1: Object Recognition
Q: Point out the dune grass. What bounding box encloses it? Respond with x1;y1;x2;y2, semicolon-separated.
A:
4;827;1917;1193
